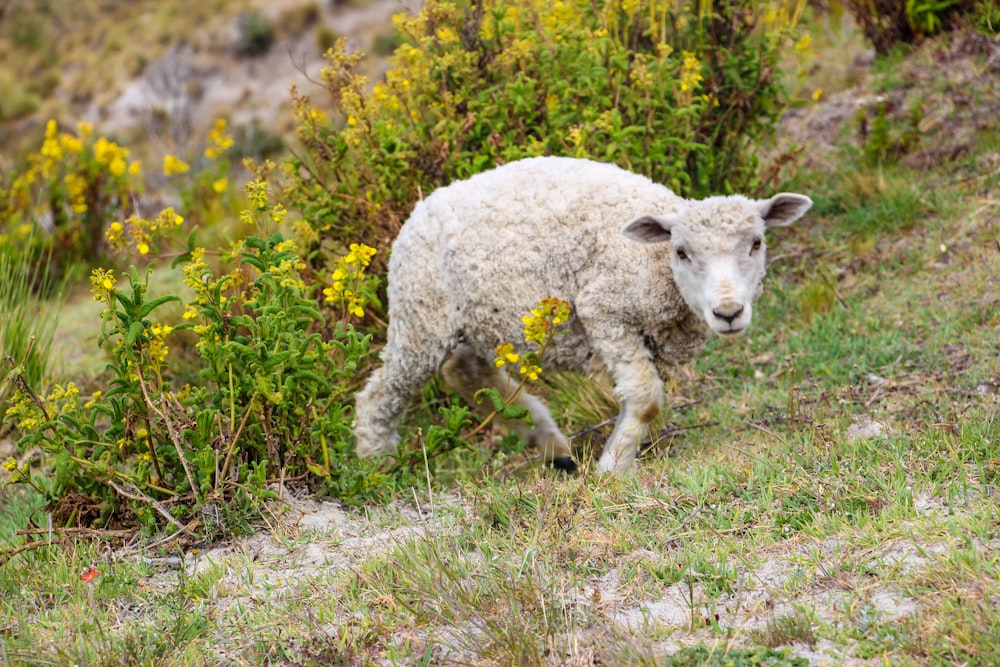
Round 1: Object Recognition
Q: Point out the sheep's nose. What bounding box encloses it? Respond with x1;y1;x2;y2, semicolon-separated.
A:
712;304;744;325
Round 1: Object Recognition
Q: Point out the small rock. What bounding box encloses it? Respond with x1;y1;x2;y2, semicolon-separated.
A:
845;417;886;441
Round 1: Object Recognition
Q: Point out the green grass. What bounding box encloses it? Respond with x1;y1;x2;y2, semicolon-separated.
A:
0;244;63;415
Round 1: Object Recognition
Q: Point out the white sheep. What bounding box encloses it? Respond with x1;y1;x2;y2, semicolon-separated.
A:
353;156;811;474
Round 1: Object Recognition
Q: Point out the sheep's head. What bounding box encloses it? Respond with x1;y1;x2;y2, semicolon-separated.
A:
623;193;812;336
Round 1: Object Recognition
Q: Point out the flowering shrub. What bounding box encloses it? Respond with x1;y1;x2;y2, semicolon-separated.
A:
275;0;803;265
106;118;238;258
0;120;141;266
0;117;238;267
2;182;389;530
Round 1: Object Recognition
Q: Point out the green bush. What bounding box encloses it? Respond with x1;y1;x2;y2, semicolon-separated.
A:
237;10;275;57
2;186;391;530
275;0;804;262
845;0;992;53
279;2;320;36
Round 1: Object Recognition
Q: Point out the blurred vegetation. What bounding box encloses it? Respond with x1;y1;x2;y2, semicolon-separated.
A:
843;0;998;53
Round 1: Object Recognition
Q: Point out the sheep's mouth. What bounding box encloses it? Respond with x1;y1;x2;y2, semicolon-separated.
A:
717;327;746;337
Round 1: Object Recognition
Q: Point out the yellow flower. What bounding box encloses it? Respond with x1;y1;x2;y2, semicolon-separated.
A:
812;88;823;102
163;154;190;176
519;361;542;381
679;51;703;93
109;156;127;177
204;118;234;159
246;178;269;209
494;342;520;368
59;133;83;155
83;390;103;410
212;178;228;193
155;207;184;228
137;242;150;255
129;161;142;177
522;297;571;345
90;268;116;302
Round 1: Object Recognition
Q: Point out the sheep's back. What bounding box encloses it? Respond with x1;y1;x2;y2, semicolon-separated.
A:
391;157;686;366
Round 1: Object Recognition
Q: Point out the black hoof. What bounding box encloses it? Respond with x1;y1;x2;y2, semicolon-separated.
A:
550;455;579;474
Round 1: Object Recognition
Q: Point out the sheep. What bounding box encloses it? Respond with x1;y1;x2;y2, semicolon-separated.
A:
353;156;811;474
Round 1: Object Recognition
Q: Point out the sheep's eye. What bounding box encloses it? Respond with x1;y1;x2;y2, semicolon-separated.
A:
750;238;763;254
676;248;689;261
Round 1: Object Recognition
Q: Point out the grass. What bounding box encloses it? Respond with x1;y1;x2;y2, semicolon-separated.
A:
2;24;1000;667
0;245;63;416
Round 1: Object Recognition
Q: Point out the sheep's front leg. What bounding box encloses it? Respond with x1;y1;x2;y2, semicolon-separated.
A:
596;358;664;475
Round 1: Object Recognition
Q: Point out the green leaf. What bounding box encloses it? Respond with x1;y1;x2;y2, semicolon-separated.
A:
124;321;144;347
476;387;506;411
499;404;529;421
138;295;181;319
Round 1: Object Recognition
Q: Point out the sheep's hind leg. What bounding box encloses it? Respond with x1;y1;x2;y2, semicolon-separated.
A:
354;341;443;459
442;345;577;473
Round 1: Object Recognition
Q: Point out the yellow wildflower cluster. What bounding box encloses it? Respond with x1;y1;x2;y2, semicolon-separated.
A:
629;54;655;90
106;207;184;256
83;390;103;410
240;178;287;231
183;247;223;307
163;154;191;176
93;136;132;177
3;382;79;432
493;297;572;383
64;172;89;214
181;246;246;349
204;118;235;160
522;297;572;345
539;0;581;41
90;267;117;303
494;342;520;368
9;120;139;214
519;358;543;381
323;243;377;318
244;178;269;214
268;239;308;291
147;323;173;372
679;51;703;92
1;456;28;483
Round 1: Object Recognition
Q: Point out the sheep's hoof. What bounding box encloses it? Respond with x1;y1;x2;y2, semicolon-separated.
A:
550;455;579;474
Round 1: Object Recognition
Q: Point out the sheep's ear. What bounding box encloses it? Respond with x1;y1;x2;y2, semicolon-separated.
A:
758;193;812;228
622;214;679;244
